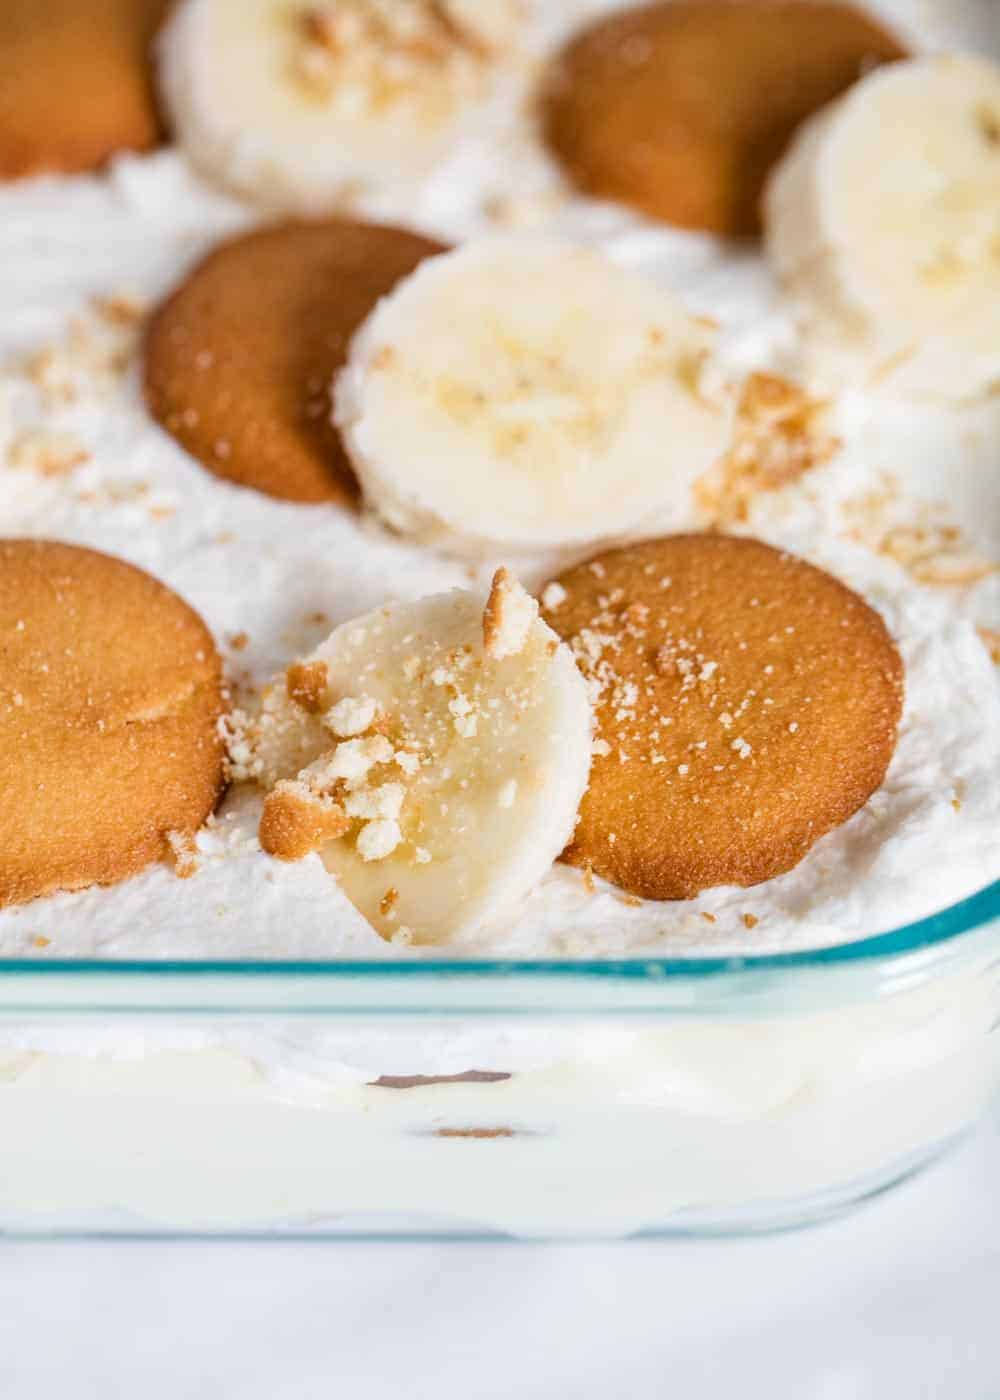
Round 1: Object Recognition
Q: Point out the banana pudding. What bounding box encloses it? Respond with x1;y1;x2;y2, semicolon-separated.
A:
0;0;997;1237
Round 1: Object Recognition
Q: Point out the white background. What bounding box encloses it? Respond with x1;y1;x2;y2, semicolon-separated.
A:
2;1099;998;1399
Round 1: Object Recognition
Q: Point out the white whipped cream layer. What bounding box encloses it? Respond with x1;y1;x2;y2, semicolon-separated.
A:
0;0;997;962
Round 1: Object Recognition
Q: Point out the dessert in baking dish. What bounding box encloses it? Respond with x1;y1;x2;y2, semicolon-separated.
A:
0;0;997;1238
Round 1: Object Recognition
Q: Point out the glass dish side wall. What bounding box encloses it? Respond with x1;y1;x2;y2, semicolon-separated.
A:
1;912;998;1239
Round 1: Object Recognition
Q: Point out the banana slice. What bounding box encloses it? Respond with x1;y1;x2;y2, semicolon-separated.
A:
157;0;525;211
334;236;735;555
764;55;1000;401
253;571;592;945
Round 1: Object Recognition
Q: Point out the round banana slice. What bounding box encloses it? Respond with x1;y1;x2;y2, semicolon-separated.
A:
254;571;592;945
764;55;1000;401
334;238;735;555
157;0;525;211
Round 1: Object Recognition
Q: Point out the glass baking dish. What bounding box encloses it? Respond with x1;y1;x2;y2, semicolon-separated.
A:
1;878;998;1240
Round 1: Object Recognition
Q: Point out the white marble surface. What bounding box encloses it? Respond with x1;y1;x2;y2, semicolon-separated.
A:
2;1099;998;1399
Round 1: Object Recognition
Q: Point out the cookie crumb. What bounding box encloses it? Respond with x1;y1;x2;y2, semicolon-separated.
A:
842;477;997;590
286;660;329;713
219;708;261;784
742;912;759;929
8;429;89;478
166;829;200;879
325;734;394;783
696;372;838;524
357;818;403;862
396;748;421;776
326;693;378;737
344;781;405;820
92;291;147;327
483;566;538;659
259;783;350;861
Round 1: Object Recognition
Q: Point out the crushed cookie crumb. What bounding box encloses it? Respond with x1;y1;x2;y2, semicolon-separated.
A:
166;829;200;880
286;660;329;713
92;291;147;327
324;734;394;783
395;748;421;776
878;523;996;586
483;566;538;660
18;301;141;407
380;887;400;917
695;372;839;525
260;783;350;861
326;693;378;738
7;429;88;477
842;475;997;590
357;817;403;862
344;781;405;820
218;708;262;784
742;913;759;930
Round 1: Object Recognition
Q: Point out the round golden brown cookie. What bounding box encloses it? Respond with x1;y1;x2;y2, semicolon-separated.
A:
143;219;447;505
0;539;226;908
543;534;903;900
0;0;171;180
540;1;907;236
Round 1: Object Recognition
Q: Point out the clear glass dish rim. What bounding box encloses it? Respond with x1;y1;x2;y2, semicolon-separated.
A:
1;877;997;985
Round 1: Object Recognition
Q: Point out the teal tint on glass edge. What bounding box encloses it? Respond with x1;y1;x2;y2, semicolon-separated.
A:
0;877;995;985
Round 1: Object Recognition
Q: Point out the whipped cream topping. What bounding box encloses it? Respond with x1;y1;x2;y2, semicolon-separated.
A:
0;0;997;961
